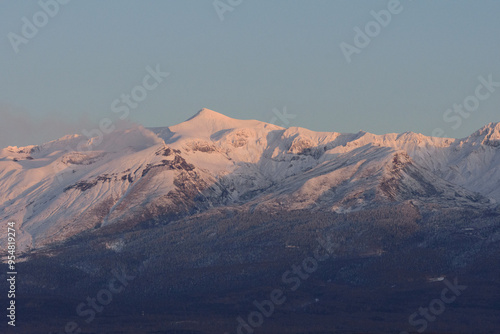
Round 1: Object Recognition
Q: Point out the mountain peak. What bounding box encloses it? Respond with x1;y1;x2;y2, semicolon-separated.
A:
486;121;500;132
470;121;500;141
169;108;253;142
187;108;232;121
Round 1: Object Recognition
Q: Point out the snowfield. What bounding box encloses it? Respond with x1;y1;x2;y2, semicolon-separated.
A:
1;108;499;251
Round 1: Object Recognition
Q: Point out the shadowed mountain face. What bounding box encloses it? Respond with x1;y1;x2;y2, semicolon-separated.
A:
1;110;500;333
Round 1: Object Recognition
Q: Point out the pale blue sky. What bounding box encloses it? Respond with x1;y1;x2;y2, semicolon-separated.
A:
1;0;499;148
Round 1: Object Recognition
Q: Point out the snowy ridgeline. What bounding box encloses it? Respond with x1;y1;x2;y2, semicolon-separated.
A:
1;108;499;251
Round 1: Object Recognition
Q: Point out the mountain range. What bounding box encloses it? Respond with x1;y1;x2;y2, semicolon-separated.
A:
1;108;499;252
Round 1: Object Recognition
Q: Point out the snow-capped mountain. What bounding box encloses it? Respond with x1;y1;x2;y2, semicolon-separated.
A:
1;108;499;251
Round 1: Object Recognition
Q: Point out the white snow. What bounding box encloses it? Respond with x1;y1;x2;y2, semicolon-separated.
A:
1;109;499;252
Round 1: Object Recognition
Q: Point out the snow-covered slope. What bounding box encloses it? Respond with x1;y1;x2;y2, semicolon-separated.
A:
1;108;499;251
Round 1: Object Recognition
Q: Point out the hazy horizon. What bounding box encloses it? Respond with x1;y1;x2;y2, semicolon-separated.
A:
1;106;499;149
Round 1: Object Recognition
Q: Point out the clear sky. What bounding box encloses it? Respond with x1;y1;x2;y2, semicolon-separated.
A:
1;0;499;148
